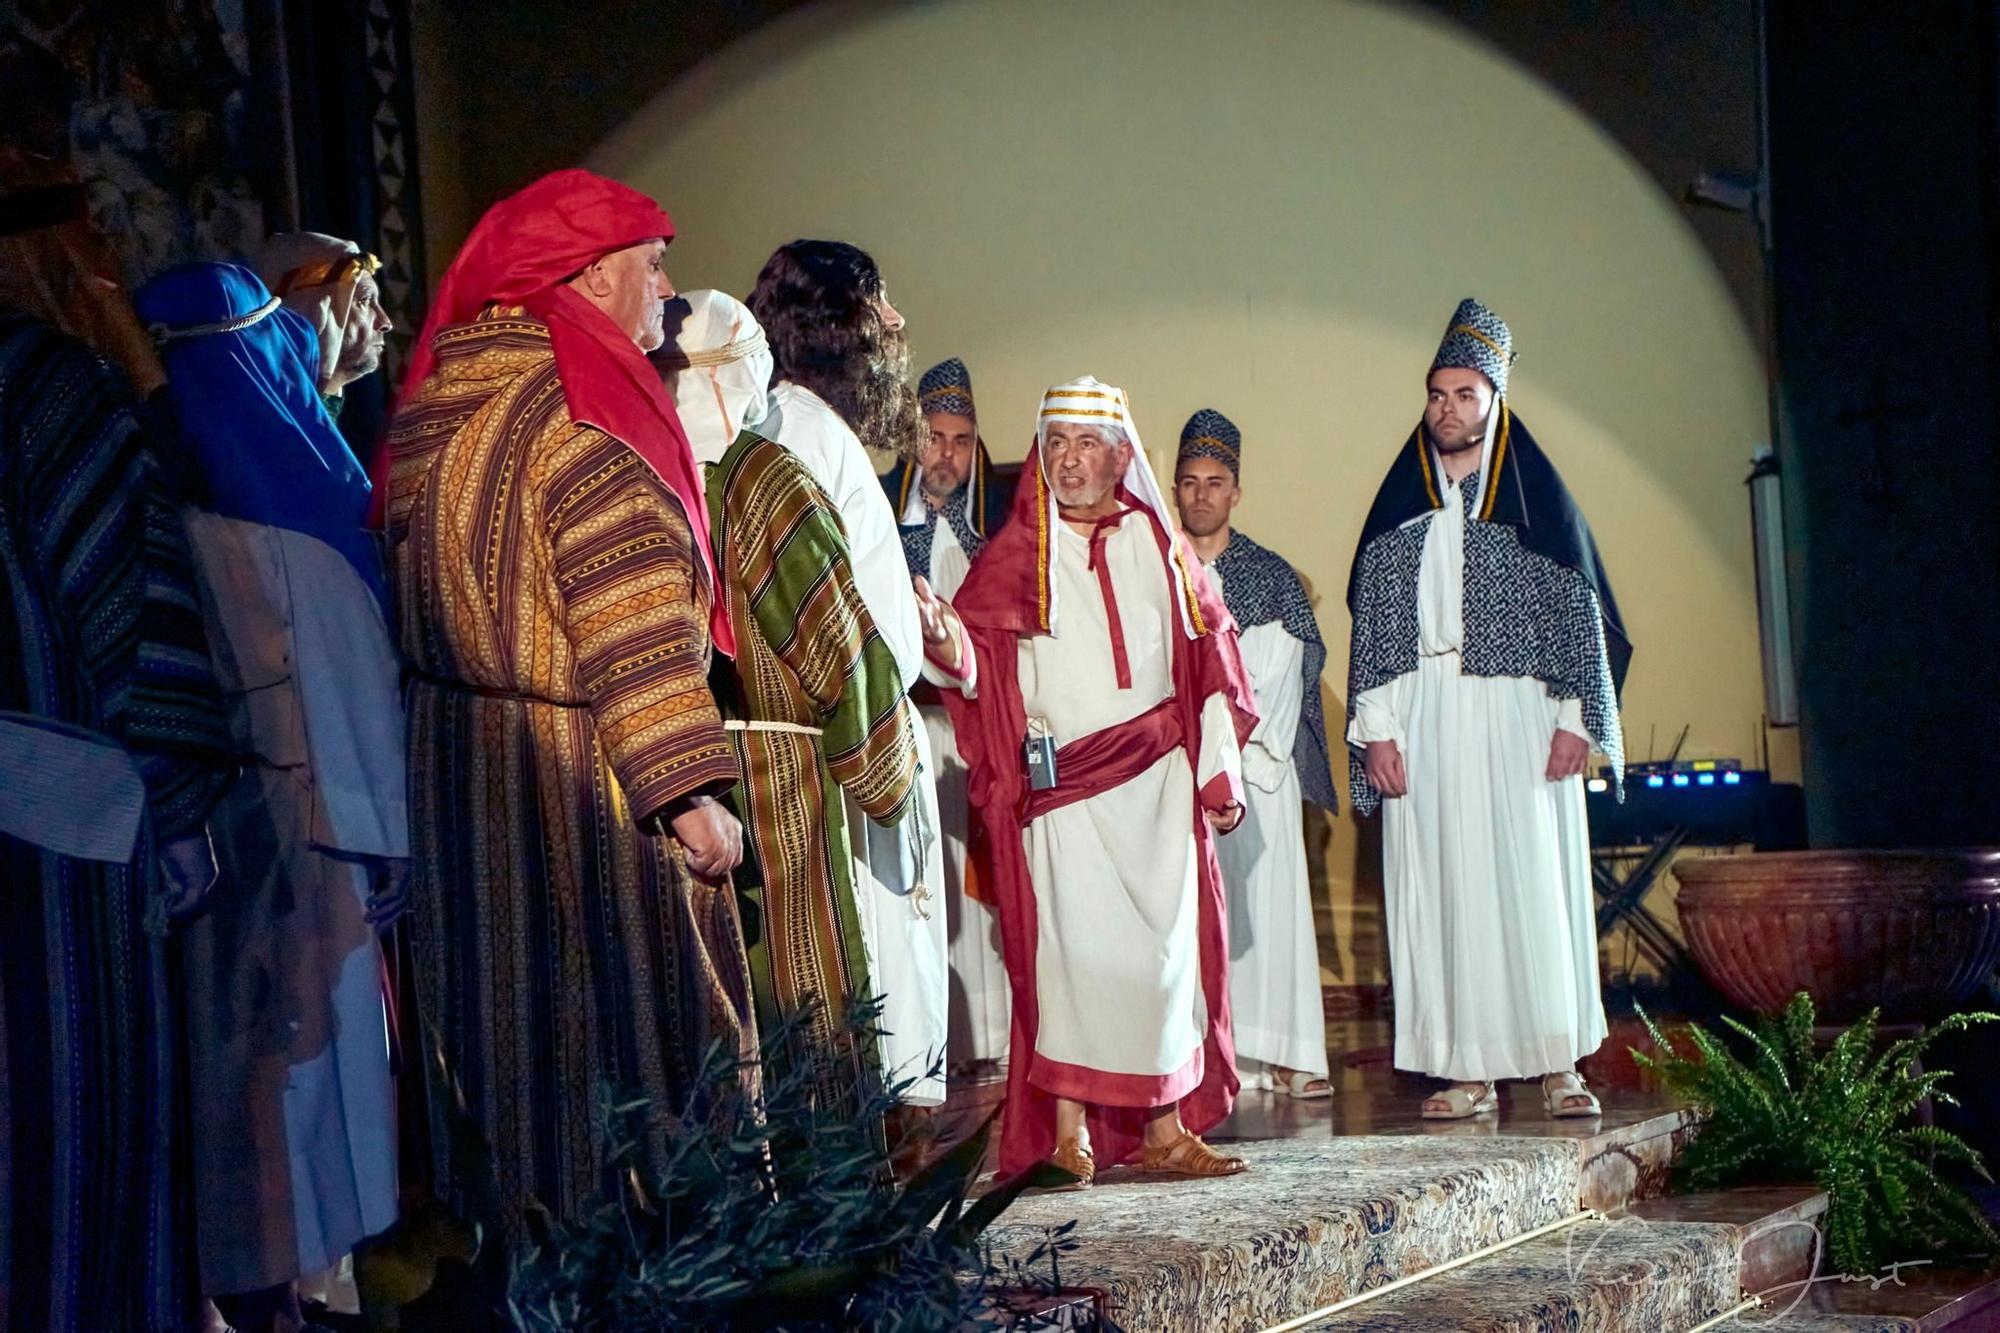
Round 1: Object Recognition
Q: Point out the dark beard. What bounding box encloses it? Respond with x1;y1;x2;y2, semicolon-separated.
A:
849;329;926;461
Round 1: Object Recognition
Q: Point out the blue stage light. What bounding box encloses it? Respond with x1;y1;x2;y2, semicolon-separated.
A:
1698;773;1717;786
1672;774;1691;788
1723;771;1742;786
1647;775;1666;789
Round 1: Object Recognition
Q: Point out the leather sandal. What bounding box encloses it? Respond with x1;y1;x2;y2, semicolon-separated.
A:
1139;1131;1247;1178
1278;1068;1335;1100
1048;1134;1095;1189
1543;1071;1602;1118
1420;1081;1498;1119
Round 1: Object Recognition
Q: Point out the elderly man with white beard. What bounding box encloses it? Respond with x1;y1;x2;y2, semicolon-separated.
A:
922;376;1257;1186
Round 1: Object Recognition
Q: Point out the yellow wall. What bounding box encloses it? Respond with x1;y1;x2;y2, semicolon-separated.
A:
592;0;1784;986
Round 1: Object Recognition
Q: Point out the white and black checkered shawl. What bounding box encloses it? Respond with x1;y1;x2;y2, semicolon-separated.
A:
1213;529;1338;812
1345;443;1627;816
896;481;986;576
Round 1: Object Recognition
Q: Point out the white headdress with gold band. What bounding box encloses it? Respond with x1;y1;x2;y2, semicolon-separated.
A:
1035;374;1206;639
668;289;774;466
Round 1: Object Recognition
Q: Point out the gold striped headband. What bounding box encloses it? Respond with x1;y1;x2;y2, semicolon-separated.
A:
1040;406;1125;421
680;330;767;367
1179;433;1239;460
1450;323;1508;361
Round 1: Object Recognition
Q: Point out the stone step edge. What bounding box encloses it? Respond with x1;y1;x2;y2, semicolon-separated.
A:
1280;1218;1745;1331
1258;1208;1607;1330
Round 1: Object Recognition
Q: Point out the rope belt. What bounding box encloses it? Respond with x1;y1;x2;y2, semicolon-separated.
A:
147;295;283;344
723;719;824;736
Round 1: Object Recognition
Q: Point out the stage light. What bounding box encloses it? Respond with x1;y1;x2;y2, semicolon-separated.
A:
1588;778;1609;793
1698;773;1717;786
1672;774;1691;788
1723;771;1742;786
1647;775;1666;789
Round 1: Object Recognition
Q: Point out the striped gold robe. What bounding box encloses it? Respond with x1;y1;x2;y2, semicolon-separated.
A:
385;310;750;1228
705;430;916;1106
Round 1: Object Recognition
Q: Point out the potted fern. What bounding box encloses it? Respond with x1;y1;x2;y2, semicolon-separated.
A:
1634;991;2000;1275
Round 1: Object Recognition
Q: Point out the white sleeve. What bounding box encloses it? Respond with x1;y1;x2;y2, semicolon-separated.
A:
1346;682;1402;747
1196;689;1244;803
1556;694;1587;740
1239;622;1303;794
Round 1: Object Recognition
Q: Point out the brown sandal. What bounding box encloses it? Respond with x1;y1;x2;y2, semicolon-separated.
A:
1139;1131;1247;1178
1048;1134;1095;1189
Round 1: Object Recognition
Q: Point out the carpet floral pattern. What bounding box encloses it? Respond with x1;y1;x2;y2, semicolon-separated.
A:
989;1136;1579;1332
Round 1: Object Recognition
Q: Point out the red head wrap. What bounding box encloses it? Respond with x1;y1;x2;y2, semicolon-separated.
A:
378;168;732;655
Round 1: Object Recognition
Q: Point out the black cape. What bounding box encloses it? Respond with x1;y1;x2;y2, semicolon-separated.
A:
1345;402;1631;695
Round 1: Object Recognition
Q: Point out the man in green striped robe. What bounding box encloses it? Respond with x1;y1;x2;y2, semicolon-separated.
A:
668;291;920;1104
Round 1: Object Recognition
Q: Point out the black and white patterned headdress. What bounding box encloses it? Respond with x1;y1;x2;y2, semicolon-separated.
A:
919;356;975;418
1177;407;1241;479
1430;297;1515;397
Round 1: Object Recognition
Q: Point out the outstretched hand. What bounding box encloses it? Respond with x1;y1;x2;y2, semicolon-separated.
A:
912;575;962;672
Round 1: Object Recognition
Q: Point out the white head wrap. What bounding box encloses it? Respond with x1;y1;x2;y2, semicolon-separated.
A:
1036;374;1201;638
669;289;774;465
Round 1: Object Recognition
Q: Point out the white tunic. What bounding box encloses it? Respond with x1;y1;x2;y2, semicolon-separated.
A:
1347;471;1607;1081
1006;514;1241;1093
905;512;1010;1065
766;382;950;1104
1210;612;1329;1079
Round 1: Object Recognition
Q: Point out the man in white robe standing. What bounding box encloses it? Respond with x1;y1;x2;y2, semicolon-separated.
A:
1345;299;1630;1120
1174;408;1337;1100
922;376;1257;1186
748;239;950;1107
884;357;1012;1072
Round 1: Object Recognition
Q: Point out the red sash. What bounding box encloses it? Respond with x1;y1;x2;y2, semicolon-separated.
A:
1021;698;1181;824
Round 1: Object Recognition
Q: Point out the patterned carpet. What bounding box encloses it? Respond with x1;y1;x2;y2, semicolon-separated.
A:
1300;1218;1740;1329
988;1136;1580;1332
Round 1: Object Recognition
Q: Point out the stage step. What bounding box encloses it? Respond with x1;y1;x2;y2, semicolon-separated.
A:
1709;1266;2000;1332
989;1110;1999;1331
1711;1315;1920;1331
1291;1217;1740;1330
990;1135;1580;1332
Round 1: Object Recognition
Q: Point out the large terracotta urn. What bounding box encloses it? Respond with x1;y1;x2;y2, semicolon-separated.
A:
1675;849;2000;1023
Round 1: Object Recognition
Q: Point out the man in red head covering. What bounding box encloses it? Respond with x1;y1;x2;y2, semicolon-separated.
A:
382;169;749;1229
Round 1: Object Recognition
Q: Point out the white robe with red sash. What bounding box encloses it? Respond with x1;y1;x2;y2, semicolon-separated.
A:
940;463;1256;1174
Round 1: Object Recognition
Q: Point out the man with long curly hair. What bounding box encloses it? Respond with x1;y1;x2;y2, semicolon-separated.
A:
749;241;950;1107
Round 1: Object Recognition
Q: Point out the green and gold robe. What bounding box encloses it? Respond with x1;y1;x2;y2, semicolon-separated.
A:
705;429;917;1099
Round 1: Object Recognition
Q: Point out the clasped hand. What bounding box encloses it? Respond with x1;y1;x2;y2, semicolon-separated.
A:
666;793;743;881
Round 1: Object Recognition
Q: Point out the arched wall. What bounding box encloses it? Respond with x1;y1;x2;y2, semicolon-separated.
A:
592;0;1782;984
